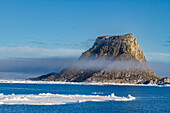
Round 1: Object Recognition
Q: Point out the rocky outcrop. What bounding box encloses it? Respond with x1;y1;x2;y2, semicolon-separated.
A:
143;77;170;85
27;33;162;84
80;33;146;61
26;72;58;81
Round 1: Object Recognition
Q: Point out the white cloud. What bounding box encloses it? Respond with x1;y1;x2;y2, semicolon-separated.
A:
145;52;170;63
147;52;170;57
0;46;85;58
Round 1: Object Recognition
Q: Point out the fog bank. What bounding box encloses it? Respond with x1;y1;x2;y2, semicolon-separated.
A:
0;57;169;79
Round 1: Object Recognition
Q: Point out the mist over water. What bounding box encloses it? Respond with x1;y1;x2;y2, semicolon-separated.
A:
0;57;76;79
0;57;169;79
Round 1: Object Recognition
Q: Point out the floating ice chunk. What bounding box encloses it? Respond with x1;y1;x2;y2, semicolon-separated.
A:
0;102;4;104
111;93;115;97
0;93;4;96
39;93;53;96
113;94;136;101
92;92;104;94
0;93;136;105
128;94;136;100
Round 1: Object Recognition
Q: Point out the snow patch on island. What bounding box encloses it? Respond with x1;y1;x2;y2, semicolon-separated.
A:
0;93;136;105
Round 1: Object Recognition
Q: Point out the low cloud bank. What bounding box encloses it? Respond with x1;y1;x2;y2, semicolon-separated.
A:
0;57;169;79
72;58;149;72
0;46;84;58
149;62;170;77
0;57;76;79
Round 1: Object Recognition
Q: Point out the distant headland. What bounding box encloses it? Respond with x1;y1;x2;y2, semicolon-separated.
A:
27;34;170;85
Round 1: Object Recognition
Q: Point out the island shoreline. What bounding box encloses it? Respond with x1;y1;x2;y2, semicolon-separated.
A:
0;79;169;87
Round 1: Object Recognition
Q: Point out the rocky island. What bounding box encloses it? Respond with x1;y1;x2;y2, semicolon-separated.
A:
27;33;170;85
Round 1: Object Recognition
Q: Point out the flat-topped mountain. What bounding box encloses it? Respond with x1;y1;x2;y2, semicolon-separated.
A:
81;33;146;62
27;33;162;84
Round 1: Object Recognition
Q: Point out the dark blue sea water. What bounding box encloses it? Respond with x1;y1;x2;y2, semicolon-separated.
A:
0;83;169;113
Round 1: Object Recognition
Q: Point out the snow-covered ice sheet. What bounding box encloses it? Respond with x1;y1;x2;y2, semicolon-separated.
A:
0;93;136;105
0;79;168;87
1;79;169;87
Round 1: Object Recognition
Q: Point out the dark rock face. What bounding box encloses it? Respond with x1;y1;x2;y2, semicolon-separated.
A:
26;72;58;81
143;77;170;85
27;33;162;84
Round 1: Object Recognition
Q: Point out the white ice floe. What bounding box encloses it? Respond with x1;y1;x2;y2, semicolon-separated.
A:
0;79;167;87
0;93;136;105
0;79;169;87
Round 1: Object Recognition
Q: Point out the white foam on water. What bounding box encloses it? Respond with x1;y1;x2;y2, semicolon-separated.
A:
0;93;136;105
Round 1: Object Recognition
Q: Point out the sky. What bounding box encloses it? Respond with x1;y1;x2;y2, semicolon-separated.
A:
0;0;170;79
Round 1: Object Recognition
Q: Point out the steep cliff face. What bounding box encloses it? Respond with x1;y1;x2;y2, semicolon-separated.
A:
27;34;160;84
80;33;146;62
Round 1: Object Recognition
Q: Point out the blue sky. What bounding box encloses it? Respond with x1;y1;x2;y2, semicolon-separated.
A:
0;0;170;78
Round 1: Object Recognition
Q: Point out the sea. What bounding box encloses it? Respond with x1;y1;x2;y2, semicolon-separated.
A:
0;80;169;113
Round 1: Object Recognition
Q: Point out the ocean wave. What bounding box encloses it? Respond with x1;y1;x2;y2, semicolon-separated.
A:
0;93;136;105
